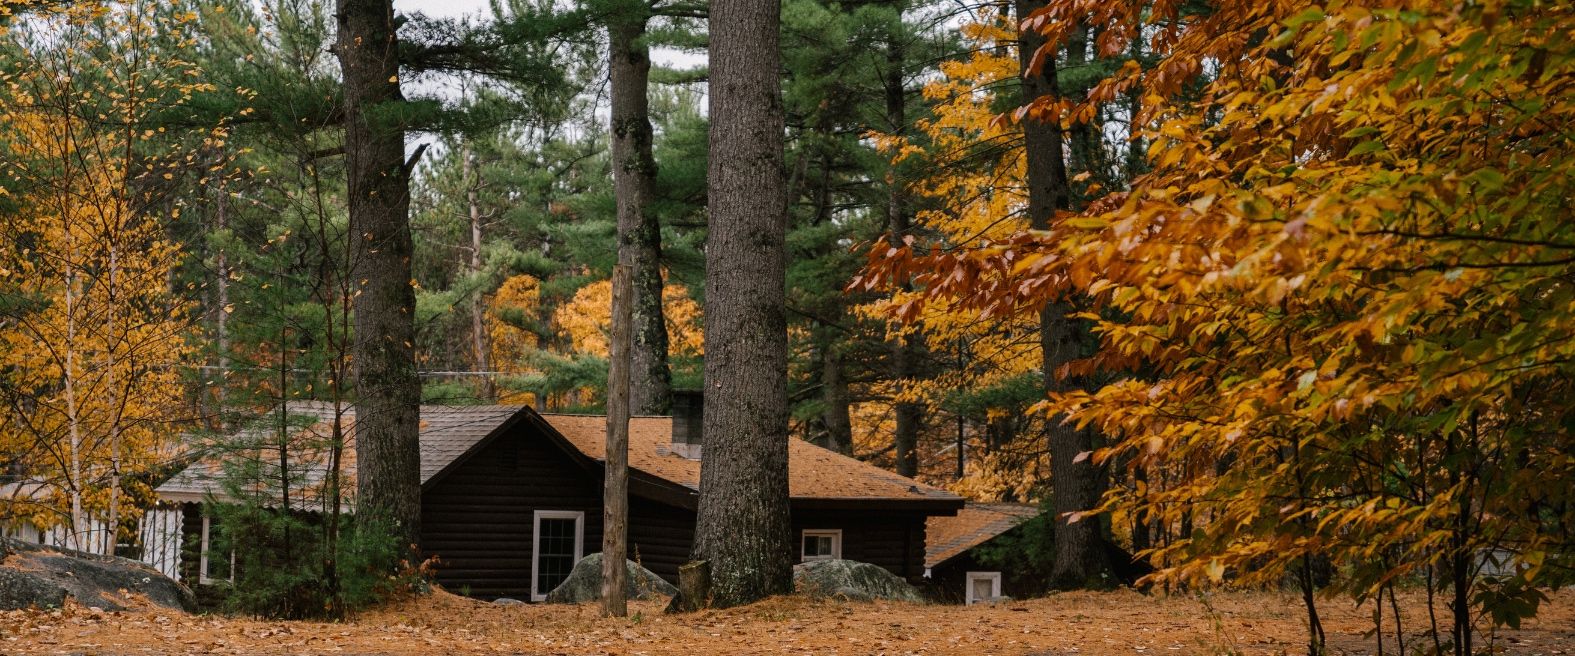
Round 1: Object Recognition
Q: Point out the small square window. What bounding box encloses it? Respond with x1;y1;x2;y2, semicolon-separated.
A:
965;571;1002;605
800;529;842;561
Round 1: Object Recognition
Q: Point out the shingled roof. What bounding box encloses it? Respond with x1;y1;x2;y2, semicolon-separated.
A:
541;414;962;509
157;403;963;512
157;402;524;503
924;502;1041;568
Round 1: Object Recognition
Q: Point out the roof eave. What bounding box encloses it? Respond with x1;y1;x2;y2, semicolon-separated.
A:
790;496;965;513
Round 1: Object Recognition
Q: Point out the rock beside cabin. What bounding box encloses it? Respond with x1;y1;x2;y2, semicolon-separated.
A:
0;537;194;611
792;559;924;603
544;553;679;603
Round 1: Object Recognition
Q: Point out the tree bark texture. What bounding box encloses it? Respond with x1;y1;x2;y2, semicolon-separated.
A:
819;336;854;456
610;12;673;416
602;265;633;617
689;0;794;608
885;19;923;478
1016;0;1113;589
336;0;423;556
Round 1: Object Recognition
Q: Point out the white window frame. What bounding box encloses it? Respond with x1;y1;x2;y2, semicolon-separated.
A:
531;510;585;601
965;571;1002;605
198;516;235;585
799;529;842;562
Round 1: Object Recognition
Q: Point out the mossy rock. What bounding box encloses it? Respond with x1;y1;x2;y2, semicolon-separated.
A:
0;537;194;611
792;559;923;603
544;553;678;604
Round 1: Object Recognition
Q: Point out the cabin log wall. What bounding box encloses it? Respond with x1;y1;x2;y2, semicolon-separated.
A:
421;431;602;599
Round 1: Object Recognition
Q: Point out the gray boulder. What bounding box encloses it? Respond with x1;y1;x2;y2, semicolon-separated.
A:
792;559;924;603
544;553;678;604
0;537;194;611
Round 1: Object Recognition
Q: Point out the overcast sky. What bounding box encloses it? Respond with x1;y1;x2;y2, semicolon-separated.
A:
396;0;705;68
400;0;491;20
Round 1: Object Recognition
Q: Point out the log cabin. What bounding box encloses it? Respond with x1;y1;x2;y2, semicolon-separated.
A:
145;394;967;601
923;502;1044;604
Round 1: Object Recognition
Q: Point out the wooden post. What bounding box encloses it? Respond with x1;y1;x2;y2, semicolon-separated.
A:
602;264;633;617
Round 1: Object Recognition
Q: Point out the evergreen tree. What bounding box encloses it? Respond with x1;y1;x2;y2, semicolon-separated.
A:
690;0;794;609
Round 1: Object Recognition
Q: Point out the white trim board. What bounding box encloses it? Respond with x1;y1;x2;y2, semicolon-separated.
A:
530;510;585;602
198;516;235;585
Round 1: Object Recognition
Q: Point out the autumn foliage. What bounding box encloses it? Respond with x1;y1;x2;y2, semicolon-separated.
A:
862;0;1575;646
0;1;220;550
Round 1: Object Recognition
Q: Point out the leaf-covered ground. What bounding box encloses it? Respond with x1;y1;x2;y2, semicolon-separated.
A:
3;588;1572;655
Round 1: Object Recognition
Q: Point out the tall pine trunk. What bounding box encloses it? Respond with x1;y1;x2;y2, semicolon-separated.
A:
885;13;923;477
609;10;672;415
336;0;423;557
819;333;854;456
214;188;230;420
464;147;494;401
1016;0;1113;589
689;0;793;608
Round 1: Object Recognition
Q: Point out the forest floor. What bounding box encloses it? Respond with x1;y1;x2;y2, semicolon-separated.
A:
2;586;1572;655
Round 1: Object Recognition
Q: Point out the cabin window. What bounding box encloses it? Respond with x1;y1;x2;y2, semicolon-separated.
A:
199;515;234;585
800;529;842;561
531;510;584;601
965;571;1002;605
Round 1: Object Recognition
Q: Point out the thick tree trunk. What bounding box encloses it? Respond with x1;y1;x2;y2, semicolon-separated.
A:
336;0;423;556
610;12;672;415
885;17;923;478
1016;0;1113;589
689;0;793;609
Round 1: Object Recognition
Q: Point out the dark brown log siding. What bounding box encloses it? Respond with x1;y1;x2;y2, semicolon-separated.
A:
927;550;1045;604
421;429;602;599
628;497;695;582
421;420;939;598
791;510;929;582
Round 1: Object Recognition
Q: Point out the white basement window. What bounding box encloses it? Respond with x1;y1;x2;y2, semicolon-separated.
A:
800;529;842;562
199;515;235;585
531;510;585;601
965;571;1002;605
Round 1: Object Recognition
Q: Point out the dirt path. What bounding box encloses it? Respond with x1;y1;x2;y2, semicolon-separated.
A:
2;588;1571;655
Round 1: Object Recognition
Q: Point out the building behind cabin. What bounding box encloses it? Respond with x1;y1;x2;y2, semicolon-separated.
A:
145;400;967;602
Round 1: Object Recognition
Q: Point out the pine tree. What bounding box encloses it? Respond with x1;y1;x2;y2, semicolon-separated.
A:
332;0;424;557
689;0;795;608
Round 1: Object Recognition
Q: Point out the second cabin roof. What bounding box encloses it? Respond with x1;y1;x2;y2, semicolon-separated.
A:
157;402;963;513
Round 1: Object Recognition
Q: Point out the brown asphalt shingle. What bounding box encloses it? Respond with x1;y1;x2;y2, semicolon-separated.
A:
924;502;1041;568
158;404;962;507
543;414;961;503
157;402;517;501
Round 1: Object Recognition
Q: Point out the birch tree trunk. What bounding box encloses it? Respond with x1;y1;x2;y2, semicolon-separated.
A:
63;254;85;552
106;242;121;556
